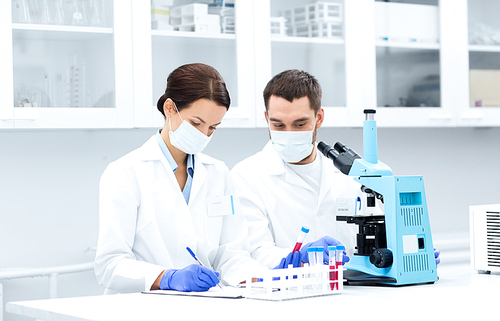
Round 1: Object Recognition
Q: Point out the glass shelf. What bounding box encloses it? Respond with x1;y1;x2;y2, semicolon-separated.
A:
11;1;116;110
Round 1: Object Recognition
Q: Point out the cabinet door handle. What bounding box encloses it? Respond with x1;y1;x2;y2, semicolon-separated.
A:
461;114;483;120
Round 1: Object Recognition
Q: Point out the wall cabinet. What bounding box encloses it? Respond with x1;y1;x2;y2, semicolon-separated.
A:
0;0;134;129
1;0;499;129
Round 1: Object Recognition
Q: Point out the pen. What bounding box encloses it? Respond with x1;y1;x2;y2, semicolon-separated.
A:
186;247;223;290
355;197;361;215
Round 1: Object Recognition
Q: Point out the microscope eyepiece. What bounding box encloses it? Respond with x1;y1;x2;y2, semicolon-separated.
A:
318;141;340;161
364;109;376;121
318;140;361;175
334;142;348;153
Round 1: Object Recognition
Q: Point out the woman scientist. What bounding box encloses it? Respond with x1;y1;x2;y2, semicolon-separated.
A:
94;63;264;294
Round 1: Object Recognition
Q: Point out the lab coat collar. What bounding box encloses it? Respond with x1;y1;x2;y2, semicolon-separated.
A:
263;140;339;200
138;136;215;205
262;141;313;192
318;152;339;206
139;135;217;166
263;141;287;175
139;135;166;161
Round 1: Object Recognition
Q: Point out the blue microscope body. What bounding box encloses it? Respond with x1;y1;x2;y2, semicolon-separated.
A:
319;110;438;285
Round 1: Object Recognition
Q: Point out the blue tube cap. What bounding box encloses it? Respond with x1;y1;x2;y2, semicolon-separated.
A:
328;246;337;251
301;226;310;233
337;245;345;251
307;247;315;253
316;247;324;252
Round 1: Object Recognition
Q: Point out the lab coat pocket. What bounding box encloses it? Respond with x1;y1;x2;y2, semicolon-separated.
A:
204;215;223;250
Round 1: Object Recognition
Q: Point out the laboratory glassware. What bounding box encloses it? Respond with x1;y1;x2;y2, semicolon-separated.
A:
12;0;31;23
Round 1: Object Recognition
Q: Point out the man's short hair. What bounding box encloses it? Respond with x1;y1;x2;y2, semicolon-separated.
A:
263;69;322;114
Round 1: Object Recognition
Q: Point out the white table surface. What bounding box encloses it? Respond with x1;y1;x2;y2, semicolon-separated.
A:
6;263;498;321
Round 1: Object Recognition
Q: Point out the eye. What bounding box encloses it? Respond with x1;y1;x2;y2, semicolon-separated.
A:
190;120;201;126
272;123;285;129
295;123;306;128
209;126;217;131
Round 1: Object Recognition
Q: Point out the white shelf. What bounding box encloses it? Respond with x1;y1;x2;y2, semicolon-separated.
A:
12;23;113;41
151;30;235;40
151;30;235;48
468;44;500;52
376;40;440;50
270;35;344;45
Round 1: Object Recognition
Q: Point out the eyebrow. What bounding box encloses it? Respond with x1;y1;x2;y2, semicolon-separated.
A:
192;116;206;124
191;116;221;127
269;117;310;123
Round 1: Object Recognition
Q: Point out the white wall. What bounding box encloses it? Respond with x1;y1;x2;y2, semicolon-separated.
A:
1;126;500;320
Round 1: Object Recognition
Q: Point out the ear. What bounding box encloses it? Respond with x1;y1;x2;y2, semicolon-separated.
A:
316;107;324;129
163;99;175;118
264;110;269;123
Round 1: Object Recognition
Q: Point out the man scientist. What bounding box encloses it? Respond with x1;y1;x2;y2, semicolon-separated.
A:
230;69;440;269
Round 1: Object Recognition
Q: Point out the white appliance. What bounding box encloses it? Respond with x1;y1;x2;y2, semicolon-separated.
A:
469;204;500;274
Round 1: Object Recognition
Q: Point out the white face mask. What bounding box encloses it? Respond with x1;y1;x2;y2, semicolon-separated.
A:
270;129;314;163
169;103;212;154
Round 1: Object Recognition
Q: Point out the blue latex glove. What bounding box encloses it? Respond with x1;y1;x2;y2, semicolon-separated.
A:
274;251;301;269
159;264;220;292
434;248;441;266
299;236;350;265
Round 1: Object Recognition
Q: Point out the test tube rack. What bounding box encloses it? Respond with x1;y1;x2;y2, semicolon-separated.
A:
244;264;343;301
281;2;343;39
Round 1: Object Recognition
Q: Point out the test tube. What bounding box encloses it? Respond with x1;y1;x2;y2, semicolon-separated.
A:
315;247;324;266
292;226;310;252
307;247;316;266
336;245;345;291
316;247;325;290
328;246;337;290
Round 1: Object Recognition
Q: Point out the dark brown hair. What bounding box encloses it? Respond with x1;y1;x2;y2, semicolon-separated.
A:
157;63;230;116
263;69;322;114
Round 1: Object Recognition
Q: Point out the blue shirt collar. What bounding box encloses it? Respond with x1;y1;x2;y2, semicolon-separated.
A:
155;130;194;176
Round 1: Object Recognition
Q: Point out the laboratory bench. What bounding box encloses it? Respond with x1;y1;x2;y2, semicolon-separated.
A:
6;263;498;321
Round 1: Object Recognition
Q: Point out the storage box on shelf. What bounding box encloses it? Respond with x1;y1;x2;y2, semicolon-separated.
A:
270;16;286;36
469;69;500;107
170;3;221;34
151;6;171;30
208;2;234;34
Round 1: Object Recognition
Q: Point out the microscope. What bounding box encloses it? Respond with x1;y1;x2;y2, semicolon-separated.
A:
318;109;438;285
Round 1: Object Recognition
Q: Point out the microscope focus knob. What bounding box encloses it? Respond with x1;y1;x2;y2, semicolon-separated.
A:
370;248;393;268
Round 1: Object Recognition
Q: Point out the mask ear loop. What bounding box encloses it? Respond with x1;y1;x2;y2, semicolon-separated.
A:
168;99;184;132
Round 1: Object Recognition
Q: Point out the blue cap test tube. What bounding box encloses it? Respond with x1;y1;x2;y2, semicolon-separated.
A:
315;247;324;266
307;247;316;266
328;246;336;266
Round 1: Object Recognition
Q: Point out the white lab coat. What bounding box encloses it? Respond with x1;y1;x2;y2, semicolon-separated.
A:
231;141;379;269
94;135;264;294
